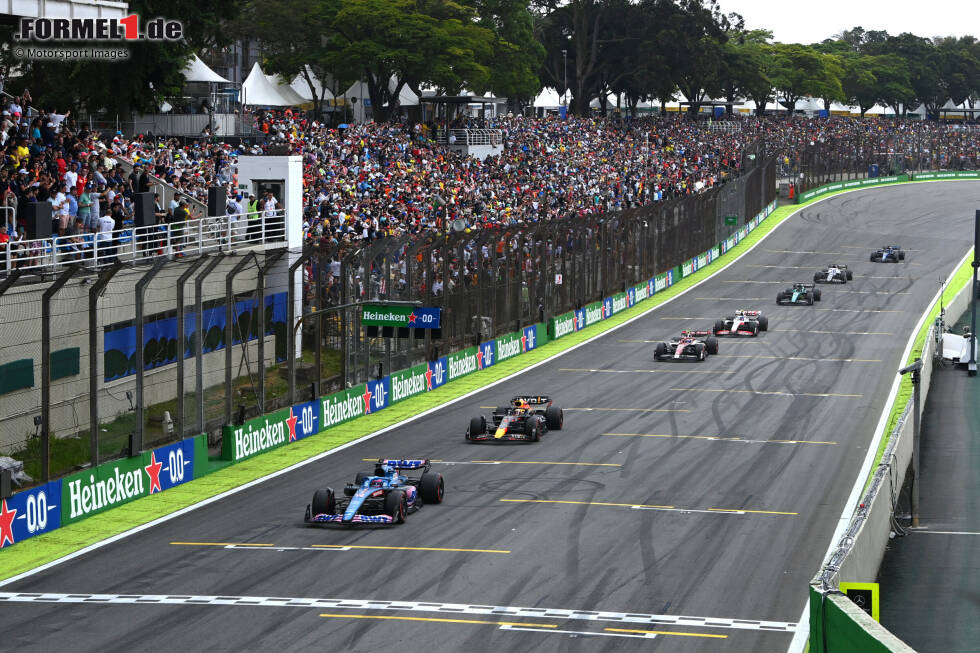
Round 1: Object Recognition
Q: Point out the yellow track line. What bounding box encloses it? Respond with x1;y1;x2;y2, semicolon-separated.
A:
319;614;557;628
311;544;510;554
602;433;837;445
606;627;727;639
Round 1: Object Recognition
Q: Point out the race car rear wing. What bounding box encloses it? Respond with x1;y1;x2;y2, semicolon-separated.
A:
378;458;431;471
734;310;762;317
511;395;551;406
680;330;711;337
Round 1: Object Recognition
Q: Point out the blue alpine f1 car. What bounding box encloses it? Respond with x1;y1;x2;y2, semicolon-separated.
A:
304;459;444;525
871;245;905;262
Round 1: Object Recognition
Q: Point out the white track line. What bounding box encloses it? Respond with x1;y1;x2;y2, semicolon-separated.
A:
0;592;796;633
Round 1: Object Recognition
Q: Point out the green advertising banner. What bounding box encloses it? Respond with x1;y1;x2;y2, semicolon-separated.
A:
360;304;414;326
633;283;650;304
222;407;291;462
62;455;147;524
913;171;980;181
654;272;669;292
495;331;523;362
390;363;429;403
321;383;369;430
583;302;603;327
611;292;629;315
550;312;576;340
447;347;479;381
798;175;908;203
681;259;695;277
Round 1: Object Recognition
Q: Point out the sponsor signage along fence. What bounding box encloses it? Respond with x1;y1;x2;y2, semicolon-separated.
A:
550;311;576;340
447;347;479;381
584;302;604;327
1;480;62;549
360;305;441;329
428;357;449;389
390;363;429;404
61;439;194;525
611;292;629;315
496;332;523;362
798;175;908;203
521;325;538;353
913;171;980;181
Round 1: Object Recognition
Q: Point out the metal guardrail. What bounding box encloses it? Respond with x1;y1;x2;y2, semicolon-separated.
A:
434;129;503;146
2;209;286;276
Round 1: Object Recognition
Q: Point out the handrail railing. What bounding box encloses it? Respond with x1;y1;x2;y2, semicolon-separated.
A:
435;128;503;147
2;209;287;276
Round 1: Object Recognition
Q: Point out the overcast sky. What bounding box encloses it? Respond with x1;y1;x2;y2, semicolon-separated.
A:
716;0;979;44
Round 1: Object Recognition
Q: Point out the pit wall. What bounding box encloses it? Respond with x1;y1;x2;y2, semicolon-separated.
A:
808;254;975;652
0;201;778;550
797;170;980;203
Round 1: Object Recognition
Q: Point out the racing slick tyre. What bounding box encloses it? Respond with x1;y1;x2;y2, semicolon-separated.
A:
525;417;541;441
846;270;854;280
468;416;486;440
695;343;706;361
654;342;668;361
813;272;822;283
311;488;335;517
871;253;880;262
420;472;445;504
705;337;719;355
384;490;407;524
713;320;726;335
354;471;372;486
757;316;769;331
545;405;564;430
899;251;906;260
807;295;814;305
776;292;787;305
841;274;847;284
814;289;822;301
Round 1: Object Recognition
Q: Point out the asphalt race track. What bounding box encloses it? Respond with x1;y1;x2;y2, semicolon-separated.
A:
3;182;979;652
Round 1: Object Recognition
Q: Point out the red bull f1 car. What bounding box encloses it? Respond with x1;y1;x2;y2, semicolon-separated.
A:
467;395;564;442
654;330;719;361
776;283;822;305
304;459;444;525
713;310;769;336
871;245;905;262
813;264;853;283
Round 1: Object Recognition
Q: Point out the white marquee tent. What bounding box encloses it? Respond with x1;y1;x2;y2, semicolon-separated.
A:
181;54;231;84
265;73;309;106
241;62;295;107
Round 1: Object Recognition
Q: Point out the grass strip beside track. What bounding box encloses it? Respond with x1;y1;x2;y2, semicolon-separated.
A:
0;181;962;581
863;248;975;493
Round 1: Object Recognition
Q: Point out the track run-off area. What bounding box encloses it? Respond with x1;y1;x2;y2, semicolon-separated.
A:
2;181;978;652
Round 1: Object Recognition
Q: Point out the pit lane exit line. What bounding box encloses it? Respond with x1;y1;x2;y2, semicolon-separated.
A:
559;367;734;374
602;433;837;445
669;387;863;398
479;406;689;413
499;498;797;516
170;542;510;554
361;458;621;468
0;592;797;633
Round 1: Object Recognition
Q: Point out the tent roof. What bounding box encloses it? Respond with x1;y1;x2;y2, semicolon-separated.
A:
182;54;231;84
241;62;295;106
265;73;309;106
290;66;335;101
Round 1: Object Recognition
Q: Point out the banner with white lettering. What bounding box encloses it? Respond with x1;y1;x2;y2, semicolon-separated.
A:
0;480;61;549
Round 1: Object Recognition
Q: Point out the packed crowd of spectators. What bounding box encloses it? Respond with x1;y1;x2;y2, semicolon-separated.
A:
2;87;978;273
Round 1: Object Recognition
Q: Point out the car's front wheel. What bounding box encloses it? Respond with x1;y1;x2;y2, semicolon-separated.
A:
311;488;335;517
385;490;407;524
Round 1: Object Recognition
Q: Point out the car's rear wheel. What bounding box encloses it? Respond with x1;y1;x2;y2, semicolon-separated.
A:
468;416;486;439
714;320;725;335
813;272;822;283
776;292;787;304
545;405;563;430
846;270;853;280
814;289;822;301
758;316;769;331
354;471;372;485
311;488;335;516
705;337;719;355
654;342;667;360
899;251;905;260
384;490;407;524
871;253;879;262
420;472;444;504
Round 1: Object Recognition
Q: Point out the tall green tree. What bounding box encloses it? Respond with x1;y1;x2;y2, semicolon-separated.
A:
475;0;544;102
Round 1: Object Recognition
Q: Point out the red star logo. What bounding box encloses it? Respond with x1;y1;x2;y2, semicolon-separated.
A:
362;386;373;414
521;334;527;352
145;452;163;494
424;366;433;390
0;499;17;547
286;408;299;441
475;349;484;369
407;313;417;324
